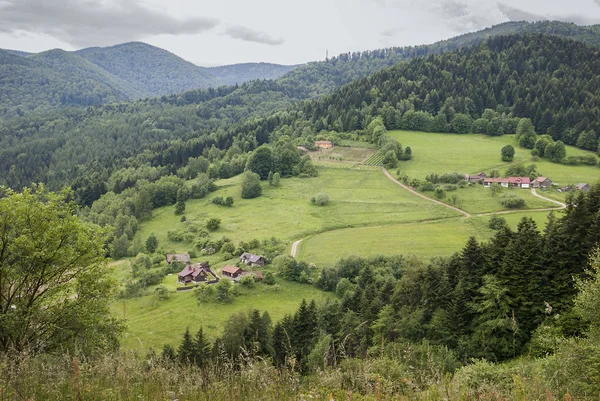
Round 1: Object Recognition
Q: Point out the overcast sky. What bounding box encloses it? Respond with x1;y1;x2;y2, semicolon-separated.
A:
1;0;600;66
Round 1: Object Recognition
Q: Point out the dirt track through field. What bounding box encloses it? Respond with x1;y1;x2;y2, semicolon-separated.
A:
382;168;472;217
289;169;568;258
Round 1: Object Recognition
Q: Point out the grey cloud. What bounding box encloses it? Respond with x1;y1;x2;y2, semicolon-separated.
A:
224;26;284;46
0;0;219;47
440;1;469;18
496;2;600;25
496;3;545;21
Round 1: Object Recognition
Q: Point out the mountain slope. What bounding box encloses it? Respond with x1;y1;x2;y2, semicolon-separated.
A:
209;63;297;86
276;20;600;99
76;42;215;97
0;49;131;114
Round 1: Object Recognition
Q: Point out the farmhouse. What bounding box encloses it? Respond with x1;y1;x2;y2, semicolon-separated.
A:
240;252;265;267
222;265;243;279
577;183;591;192
166;253;191;264
314;140;333;149
483;177;530;189
532;177;552;189
177;262;212;284
466;172;486;183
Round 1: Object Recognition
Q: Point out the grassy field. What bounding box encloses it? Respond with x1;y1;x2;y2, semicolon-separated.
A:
429;184;558;214
114;279;332;351
389;130;599;184
135;165;460;254
296;210;556;266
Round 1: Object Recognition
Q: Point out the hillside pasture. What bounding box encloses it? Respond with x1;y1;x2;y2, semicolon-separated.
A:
135;166;460;254
114;279;332;351
297;209;557;266
389;130;599;184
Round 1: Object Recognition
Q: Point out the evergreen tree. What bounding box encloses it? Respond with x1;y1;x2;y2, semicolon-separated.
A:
145;233;158;253
193;327;212;368
498;218;543;344
178;328;196;363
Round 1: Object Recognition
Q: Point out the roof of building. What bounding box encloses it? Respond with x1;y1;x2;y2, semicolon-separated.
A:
577;183;590;189
166;253;191;263
178;263;209;278
315;140;333;145
533;176;550;183
240;252;264;263
222;265;242;275
507;177;530;184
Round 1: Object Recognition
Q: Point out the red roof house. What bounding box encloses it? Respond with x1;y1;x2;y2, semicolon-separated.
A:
222;265;242;278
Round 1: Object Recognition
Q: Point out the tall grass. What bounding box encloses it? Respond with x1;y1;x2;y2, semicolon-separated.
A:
0;343;595;400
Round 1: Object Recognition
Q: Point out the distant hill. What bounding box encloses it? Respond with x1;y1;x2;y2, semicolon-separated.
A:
209;63;297;87
3;21;600;117
0;42;297;116
75;42;215;98
276;21;600;98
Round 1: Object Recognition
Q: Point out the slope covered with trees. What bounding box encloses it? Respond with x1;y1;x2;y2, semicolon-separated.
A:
291;34;600;150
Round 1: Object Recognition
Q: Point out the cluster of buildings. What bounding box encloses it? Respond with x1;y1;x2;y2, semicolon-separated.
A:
165;252;265;286
467;172;590;192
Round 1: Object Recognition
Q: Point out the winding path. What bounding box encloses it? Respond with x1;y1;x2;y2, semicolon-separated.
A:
382;168;472;217
290;239;302;257
290;169;568;258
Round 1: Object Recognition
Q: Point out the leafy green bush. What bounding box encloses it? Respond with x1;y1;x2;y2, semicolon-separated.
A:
488;215;507;229
206;218;221;231
311;193;330;206
167;230;185;242
499;194;526;208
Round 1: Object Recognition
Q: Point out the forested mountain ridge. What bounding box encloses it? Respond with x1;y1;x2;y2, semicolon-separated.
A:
0;42;297;117
0;48;132;115
286;34;600;149
275;20;600;99
75;42;215;96
3;20;600;118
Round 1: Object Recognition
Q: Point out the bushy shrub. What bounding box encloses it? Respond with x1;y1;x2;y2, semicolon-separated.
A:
167;230;185;242
263;272;276;285
239;275;256;288
434;187;446;199
488;215;507;229
224;196;234;206
311;193;330;206
499;194;526;208
212;196;224;205
206;218;221;231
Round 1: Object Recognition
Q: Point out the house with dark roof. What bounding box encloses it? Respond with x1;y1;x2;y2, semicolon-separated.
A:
240;252;265;267
466;172;486;183
177;262;212;284
532;177;552;189
166;253;191;264
222;265;243;279
577;183;591;192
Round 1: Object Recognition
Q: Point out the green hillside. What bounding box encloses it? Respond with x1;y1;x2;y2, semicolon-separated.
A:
76;42;215;97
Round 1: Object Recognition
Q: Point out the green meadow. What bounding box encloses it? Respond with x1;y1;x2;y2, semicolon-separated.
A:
135;165;460;253
389;130;599;184
296;210;555;266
